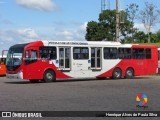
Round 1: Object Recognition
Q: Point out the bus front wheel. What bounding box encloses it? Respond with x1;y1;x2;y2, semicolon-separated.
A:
125;68;134;79
43;70;56;82
112;68;122;79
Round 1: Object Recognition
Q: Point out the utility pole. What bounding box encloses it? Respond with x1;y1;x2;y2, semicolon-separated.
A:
116;0;120;42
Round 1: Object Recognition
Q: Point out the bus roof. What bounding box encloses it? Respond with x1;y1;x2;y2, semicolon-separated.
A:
10;40;158;49
41;40;133;47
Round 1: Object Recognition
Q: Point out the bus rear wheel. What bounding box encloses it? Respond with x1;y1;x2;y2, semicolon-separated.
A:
112;68;122;79
125;68;134;79
43;70;56;82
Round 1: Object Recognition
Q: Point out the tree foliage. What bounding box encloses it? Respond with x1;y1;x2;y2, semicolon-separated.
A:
133;31;147;43
85;3;160;43
125;4;139;42
139;2;160;43
85;10;134;41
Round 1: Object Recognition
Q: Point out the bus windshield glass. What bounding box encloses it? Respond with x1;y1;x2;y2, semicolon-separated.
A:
6;48;23;67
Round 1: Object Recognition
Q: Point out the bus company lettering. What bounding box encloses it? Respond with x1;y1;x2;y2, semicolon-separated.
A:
49;42;88;45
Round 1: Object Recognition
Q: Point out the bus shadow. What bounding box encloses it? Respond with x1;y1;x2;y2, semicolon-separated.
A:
132;76;151;79
4;81;39;84
4;76;150;84
4;78;111;84
55;76;150;83
0;75;6;77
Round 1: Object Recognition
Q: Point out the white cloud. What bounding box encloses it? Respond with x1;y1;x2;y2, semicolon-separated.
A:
80;22;87;30
16;0;57;12
0;28;40;56
134;23;157;33
0;23;88;55
55;30;73;36
17;28;38;39
134;23;145;31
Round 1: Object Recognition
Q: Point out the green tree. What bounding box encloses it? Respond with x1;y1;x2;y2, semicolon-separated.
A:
150;32;158;43
156;29;160;42
85;21;99;41
85;10;134;41
133;31;147;43
125;3;139;42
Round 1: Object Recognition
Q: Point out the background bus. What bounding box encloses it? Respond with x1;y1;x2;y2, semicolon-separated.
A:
0;50;8;76
6;41;158;82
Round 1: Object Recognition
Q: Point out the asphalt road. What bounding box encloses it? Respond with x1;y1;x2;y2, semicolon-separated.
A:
0;76;160;119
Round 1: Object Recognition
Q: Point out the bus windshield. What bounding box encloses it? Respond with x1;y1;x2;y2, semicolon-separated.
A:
6;48;23;67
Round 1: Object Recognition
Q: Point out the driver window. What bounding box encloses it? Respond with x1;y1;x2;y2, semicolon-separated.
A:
25;50;37;64
25;51;29;58
31;51;37;59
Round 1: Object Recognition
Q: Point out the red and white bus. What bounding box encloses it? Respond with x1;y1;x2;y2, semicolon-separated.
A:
6;40;158;82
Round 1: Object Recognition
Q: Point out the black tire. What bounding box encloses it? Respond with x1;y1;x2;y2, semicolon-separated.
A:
112;68;122;79
125;68;134;79
43;70;56;82
30;80;39;83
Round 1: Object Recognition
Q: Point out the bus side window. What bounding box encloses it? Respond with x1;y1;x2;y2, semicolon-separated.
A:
39;47;57;60
118;48;131;59
132;48;144;59
104;47;117;59
118;48;124;59
139;49;145;59
73;47;89;60
145;48;151;59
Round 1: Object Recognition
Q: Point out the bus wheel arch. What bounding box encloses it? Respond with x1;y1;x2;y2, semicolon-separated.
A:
43;69;56;82
125;67;134;79
112;67;122;79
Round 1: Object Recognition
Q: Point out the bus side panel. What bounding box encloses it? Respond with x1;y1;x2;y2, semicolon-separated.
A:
146;48;158;75
23;60;72;80
0;65;6;76
97;58;153;78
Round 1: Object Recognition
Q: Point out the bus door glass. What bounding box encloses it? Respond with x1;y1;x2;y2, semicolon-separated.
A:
59;47;71;70
91;48;102;70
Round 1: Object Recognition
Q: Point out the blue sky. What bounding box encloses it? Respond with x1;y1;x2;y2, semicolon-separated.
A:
0;0;160;56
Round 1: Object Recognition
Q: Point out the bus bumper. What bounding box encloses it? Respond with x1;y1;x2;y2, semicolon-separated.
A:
6;71;23;79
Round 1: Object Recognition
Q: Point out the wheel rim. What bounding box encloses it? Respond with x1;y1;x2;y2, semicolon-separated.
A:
115;71;120;78
127;70;132;76
46;73;53;80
